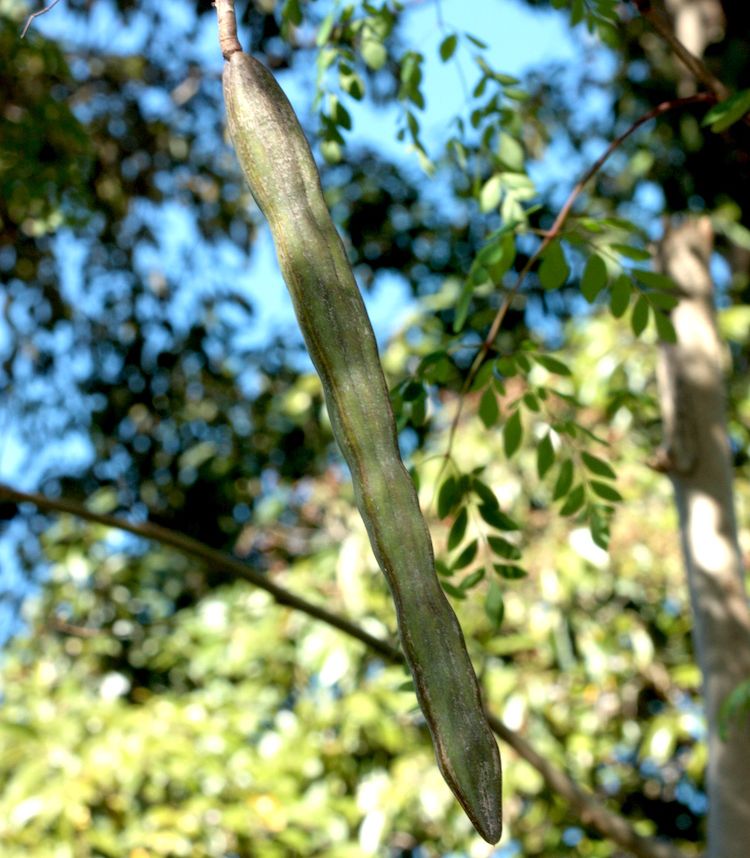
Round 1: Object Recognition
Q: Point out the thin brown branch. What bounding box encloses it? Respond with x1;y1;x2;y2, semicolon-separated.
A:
47;617;101;637
628;0;729;100
0;480;686;858
487;714;685;858
445;92;715;453
21;0;62;38
214;0;243;60
0;482;395;660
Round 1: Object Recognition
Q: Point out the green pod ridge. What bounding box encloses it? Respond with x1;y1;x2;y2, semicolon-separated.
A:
223;51;502;844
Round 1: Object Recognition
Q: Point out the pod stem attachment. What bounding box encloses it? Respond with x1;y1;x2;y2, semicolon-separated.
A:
215;0;243;60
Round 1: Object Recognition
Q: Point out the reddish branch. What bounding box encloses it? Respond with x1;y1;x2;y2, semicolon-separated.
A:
628;0;729;100
0;482;395;660
445;92;715;453
21;0;61;38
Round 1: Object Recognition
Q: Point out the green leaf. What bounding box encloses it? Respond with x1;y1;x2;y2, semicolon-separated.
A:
316;12;335;46
459;567;486;590
437;476;458;518
473;76;488;98
631;294;650;336
447;507;468;551
485;580;505;627
487;234;517;282
590;506;611;550
703;89;750;132
409;465;420;492
410;396;427;426
401;380;423;402
340;67;365;100
516;353;531;372
442;580;467;599
552;459;574;500
571;0;585;25
590;480;623;502
503;410;523;458
492;564;527;580
362;36;387;70
332;98;352;130
283;0;303;25
580;254;608;302
466;33;488;49
504;87;529;101
479;505;519;531
439;34;458;61
654;310;677;343
435;558;453;576
479;388;499;428
488;536;522;559
452;539;478;570
470;360;496;392
647;291;679;310
539;241;569;290
454;279;474;332
534;354;571;375
610;244;651;261
480;175;503;212
610;273;632;318
537;433;555;478
581;452;616;479
559;484;585;515
633;270;675;291
497;132;525;171
472;477;499;509
477;240;507;267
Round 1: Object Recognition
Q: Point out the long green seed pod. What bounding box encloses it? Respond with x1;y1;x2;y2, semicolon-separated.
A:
222;47;502;844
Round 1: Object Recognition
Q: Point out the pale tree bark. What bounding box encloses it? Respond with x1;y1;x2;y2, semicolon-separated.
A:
662;0;725;94
654;216;750;858
647;1;750;851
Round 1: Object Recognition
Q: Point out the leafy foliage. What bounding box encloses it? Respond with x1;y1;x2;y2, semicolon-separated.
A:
2;0;750;853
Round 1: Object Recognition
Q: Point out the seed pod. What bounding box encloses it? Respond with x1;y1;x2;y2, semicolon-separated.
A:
223;49;502;843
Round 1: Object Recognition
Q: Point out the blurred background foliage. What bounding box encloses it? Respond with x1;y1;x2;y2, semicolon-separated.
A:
0;0;748;855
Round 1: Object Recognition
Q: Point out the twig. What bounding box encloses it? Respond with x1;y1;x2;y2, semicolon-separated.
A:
444;92;715;456
1;480;685;858
21;0;62;38
486;714;685;858
214;0;243;60
47;616;101;637
628;0;729;100
0;482;395;660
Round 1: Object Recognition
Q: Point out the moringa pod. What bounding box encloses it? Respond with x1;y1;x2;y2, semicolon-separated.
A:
222;48;502;843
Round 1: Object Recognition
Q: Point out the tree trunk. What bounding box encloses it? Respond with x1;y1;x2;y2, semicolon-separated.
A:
654;217;750;858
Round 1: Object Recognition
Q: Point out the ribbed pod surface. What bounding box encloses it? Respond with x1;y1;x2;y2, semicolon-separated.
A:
223;51;502;844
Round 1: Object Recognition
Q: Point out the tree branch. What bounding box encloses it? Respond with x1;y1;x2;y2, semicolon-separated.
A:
214;0;243;60
487;714;685;858
0;480;685;858
628;0;729;100
445;93;715;455
0;482;395;660
21;0;62;38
